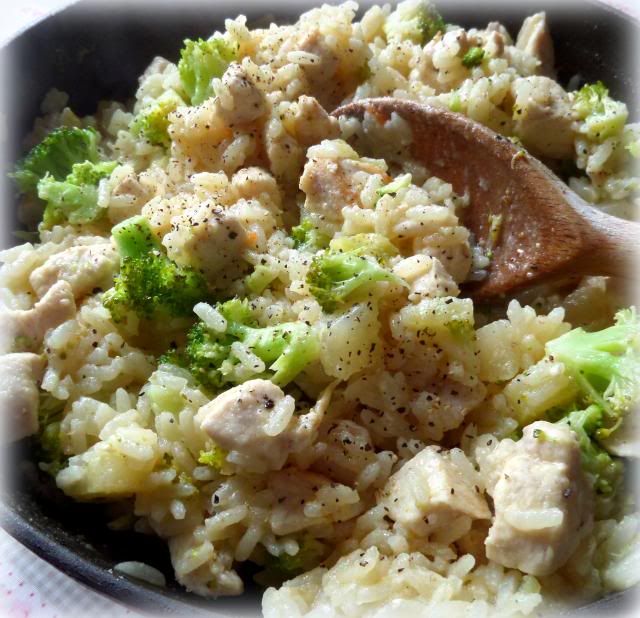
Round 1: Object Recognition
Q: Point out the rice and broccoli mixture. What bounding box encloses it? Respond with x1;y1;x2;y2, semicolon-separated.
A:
2;1;640;615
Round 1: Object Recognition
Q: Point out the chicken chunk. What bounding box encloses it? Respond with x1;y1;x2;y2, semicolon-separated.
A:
380;446;491;537
516;12;555;78
268;467;362;535
484;421;593;576
283;96;340;147
0;353;45;441
392;255;460;301
297;30;340;108
0;281;76;354
216;62;267;125
162;200;248;289
311;420;379;486
231;167;283;214
512;76;576;159
29;243;118;300
197;379;328;472
299;149;387;235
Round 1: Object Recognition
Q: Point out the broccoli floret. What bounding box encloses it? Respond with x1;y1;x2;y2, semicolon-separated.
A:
329;233;399;263
183;321;237;391
572;81;628;140
545;308;640;436
245;264;278;295
178;37;238;106
558;405;623;496
307;250;405;313
37;160;118;227
376;173;412;201
180;298;320;390
264;536;326;579
103;215;210;321
383;0;446;45
36;392;67;477
131;90;185;147
461;46;485;68
291;219;330;252
111;214;162;258
12;126;100;194
448;92;462;113
197;445;227;470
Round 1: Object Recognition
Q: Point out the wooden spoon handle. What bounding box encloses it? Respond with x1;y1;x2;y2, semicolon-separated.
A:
334;98;640;298
564;192;640;280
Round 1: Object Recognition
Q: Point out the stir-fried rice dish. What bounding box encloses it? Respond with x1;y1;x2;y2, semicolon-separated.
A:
2;1;639;615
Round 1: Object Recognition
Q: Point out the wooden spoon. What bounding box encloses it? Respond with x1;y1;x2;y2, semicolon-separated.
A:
333;98;640;301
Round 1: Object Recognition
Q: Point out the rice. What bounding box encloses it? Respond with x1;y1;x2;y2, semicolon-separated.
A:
1;0;638;614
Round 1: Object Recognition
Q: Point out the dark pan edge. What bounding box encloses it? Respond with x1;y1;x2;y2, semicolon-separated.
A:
0;0;638;615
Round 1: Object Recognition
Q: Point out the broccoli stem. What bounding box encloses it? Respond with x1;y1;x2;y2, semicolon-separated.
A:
112;215;162;259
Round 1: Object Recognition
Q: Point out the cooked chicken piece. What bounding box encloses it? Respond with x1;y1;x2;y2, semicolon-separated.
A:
297;30;340;107
29;243;118;300
311;420;379;486
392;255;460;301
512;76;575;159
108;167;155;223
380;446;491;536
484;421;593;576
268;468;334;534
197;379;330;472
231;167;283;213
0;281;76;354
162;200;248;289
0;353;46;441
283;96;340;147
299;154;387;235
516;12;555;78
268;467;362;535
111;170;152;201
216;62;267;125
168;99;232;171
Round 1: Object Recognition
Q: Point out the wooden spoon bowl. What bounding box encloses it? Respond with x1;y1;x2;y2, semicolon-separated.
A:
333;98;640;301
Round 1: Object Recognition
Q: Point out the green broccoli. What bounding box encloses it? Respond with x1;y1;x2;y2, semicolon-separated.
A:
36;392;67;477
244;264;278;295
376;173;412;201
383;0;446;45
178;37;238;106
12;126;100;194
291;219;330;252
329;233;399;263
131;90;185;147
572;81;628;140
111;214;162;258
179;298;320;390
307;250;405;313
558;405;623;496
448;92;463;113
461;46;485;68
197;445;227;470
545;308;640;437
264;536;326;579
37;160;118;227
103;215;210;321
